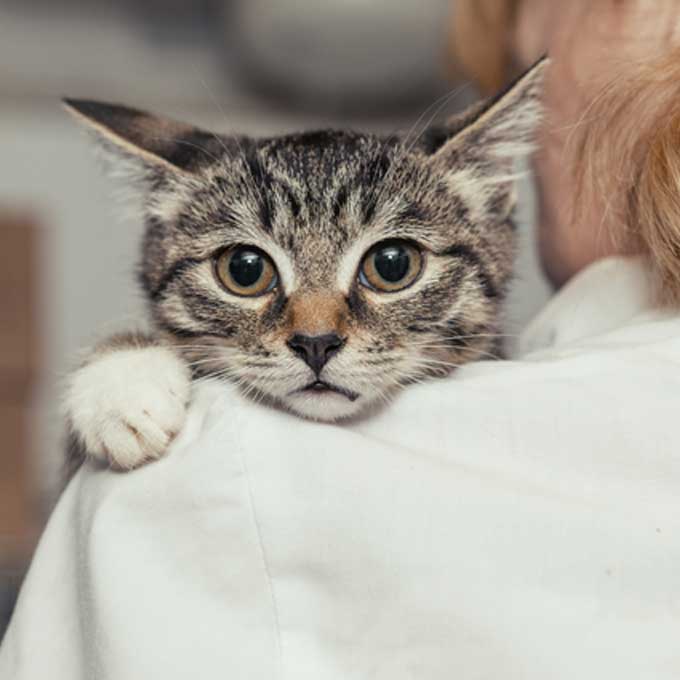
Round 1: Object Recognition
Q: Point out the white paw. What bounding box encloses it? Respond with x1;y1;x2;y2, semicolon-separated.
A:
65;346;191;470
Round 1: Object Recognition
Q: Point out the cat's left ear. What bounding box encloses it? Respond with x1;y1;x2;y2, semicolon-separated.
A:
430;56;548;179
63;99;220;176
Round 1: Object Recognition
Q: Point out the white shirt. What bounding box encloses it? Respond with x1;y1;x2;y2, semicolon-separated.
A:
2;256;679;680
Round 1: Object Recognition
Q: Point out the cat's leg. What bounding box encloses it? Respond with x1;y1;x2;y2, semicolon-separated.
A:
64;333;192;473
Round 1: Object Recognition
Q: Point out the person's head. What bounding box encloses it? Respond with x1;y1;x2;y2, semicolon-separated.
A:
451;0;680;305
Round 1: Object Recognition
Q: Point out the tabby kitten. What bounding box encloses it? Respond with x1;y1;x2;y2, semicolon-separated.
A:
64;59;546;470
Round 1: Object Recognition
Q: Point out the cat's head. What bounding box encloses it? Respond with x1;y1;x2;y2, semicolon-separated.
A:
65;58;546;421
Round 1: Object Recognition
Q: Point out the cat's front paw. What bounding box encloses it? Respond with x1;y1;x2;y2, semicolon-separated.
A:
66;346;191;470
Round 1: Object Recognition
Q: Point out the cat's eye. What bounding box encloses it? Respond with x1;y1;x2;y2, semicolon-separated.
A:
359;240;423;292
215;246;278;297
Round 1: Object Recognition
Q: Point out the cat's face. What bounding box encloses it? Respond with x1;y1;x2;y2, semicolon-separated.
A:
66;59;545;421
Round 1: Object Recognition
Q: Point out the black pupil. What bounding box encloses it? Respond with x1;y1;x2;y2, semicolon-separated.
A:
229;249;264;288
374;245;410;283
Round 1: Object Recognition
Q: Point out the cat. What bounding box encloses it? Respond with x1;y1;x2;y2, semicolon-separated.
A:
63;58;546;472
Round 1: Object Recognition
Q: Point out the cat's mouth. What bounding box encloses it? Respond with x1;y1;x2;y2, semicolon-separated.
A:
295;380;359;402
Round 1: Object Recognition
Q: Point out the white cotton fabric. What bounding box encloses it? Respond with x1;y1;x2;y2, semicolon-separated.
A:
2;256;680;679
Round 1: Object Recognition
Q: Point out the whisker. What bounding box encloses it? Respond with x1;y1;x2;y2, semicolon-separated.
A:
190;68;273;222
404;84;470;154
170;345;221;351
392;84;470;160
414;338;502;359
410;354;467;369
148;135;223;166
192;70;247;161
371;83;471;210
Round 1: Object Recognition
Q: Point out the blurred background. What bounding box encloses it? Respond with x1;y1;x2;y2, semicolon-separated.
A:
0;0;550;639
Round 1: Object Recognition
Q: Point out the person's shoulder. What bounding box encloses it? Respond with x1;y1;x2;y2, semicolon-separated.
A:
517;256;664;356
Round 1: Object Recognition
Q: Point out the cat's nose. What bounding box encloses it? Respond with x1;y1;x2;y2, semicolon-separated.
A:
287;333;345;375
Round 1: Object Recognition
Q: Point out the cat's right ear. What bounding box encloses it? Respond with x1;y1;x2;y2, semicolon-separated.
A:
62;99;220;176
428;57;548;179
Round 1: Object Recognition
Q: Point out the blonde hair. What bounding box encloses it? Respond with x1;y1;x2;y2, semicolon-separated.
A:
452;0;680;304
575;50;680;304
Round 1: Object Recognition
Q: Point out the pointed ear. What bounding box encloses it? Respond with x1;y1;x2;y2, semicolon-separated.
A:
430;56;548;176
62;99;221;175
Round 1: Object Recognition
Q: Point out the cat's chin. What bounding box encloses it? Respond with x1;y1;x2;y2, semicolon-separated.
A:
282;390;367;422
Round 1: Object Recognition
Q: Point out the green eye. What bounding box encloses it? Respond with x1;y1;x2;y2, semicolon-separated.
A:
215;246;278;296
359;240;423;292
